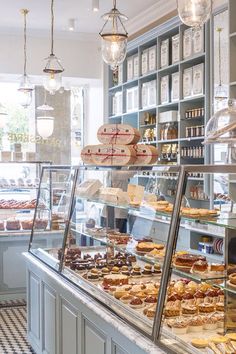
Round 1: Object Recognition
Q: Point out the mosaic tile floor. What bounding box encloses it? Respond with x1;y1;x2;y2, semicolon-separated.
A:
0;303;35;354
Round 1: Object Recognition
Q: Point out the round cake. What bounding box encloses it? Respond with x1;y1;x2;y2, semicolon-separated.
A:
103;274;129;286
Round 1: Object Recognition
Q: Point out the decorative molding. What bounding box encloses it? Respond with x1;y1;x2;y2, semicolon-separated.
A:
126;0;176;35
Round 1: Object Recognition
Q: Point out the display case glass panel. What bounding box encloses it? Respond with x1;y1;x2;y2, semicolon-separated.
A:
29;166;76;270
157;166;236;354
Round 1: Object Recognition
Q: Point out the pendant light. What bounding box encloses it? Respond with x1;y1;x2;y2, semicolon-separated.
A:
177;0;212;28
99;0;128;70
36;90;54;138
43;0;64;95
18;9;33;109
205;99;236;145
215;27;228;102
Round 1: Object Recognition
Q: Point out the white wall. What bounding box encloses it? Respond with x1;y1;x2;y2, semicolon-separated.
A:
0;32;102;79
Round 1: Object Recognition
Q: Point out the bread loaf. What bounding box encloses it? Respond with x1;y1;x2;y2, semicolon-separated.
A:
92;144;136;166
133;144;158;165
97;124;141;145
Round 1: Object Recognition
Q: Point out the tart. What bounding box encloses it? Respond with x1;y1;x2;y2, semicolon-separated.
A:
198;282;211;293
229;273;236;285
103;274;129;286
130;284;146;295
129;297;144;309
120;294;134;304
135;291;147;299
198;303;215;314
114;290;128;300
142;264;153;276
225;333;236;341
191;338;208;349
136;242;164;253
167;293;182;302
191;260;208;274
209;336;229;344
188;316;203;332
144;295;157;304
181;304;197;316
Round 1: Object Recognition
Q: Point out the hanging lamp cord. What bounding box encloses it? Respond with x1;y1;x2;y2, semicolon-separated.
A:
51;0;54;55
22;9;29;76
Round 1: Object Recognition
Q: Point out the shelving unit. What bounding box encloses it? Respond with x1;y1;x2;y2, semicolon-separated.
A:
107;16;210;171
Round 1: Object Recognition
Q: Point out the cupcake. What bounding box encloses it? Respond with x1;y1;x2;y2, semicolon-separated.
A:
129;297;144;309
188;316;203;332
142;264;153;276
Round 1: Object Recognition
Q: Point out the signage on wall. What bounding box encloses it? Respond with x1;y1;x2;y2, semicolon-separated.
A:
8;132;62;148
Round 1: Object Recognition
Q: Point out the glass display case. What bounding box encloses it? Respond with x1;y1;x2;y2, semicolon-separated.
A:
29;164;236;353
0;161;50;235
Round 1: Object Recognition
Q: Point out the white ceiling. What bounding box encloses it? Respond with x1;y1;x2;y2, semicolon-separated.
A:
0;0;158;35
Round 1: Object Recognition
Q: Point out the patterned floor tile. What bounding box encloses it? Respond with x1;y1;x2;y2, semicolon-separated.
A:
0;306;35;354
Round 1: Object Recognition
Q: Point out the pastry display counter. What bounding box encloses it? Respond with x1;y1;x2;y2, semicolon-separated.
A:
26;164;236;354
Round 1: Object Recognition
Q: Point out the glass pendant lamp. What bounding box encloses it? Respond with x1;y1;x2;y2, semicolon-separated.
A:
43;0;64;95
177;0;212;27
37;90;54;138
18;9;34;108
205;99;236;145
99;0;128;69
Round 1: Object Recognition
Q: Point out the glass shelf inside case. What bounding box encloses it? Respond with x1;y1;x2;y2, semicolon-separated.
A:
29;165;77;271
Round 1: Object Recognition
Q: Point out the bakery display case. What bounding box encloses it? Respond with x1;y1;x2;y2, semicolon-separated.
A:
0;161;51;234
29;164;236;353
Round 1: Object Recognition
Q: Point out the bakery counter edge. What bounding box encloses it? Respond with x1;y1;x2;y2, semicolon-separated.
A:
23;252;165;354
